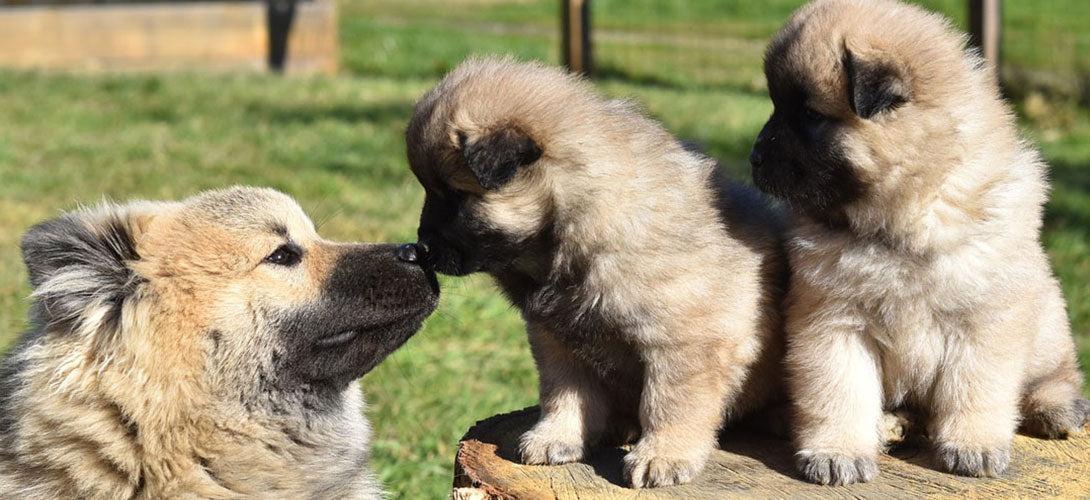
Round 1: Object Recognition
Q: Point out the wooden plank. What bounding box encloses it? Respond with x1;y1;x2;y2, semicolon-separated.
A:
453;406;1090;499
968;0;1002;72
283;0;338;75
560;0;591;75
0;0;336;75
1;1;225;4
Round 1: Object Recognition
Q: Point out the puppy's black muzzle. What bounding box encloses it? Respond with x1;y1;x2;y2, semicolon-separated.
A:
750;121;774;167
750;119;784;197
415;190;485;276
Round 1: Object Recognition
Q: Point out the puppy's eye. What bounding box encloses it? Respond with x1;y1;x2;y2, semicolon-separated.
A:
264;244;302;267
803;105;826;122
440;184;473;201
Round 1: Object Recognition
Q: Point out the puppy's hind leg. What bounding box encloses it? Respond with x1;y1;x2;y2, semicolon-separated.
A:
1021;359;1089;439
519;324;609;465
1021;291;1089;439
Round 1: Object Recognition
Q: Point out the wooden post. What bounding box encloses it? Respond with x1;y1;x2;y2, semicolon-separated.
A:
266;0;297;73
561;0;592;75
453;407;1090;499
968;0;1001;73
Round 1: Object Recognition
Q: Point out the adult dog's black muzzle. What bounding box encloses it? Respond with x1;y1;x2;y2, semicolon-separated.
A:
277;243;440;389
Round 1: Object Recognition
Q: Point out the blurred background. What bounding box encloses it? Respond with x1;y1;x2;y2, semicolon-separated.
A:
0;1;1087;498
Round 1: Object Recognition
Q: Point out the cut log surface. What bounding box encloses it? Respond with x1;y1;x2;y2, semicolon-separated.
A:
453;407;1090;499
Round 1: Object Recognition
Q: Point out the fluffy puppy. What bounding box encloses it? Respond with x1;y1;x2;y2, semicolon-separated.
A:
0;187;438;498
751;0;1089;485
407;57;788;487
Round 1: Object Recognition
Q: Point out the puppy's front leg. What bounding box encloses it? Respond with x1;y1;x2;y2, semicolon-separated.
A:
519;324;609;465
929;318;1024;477
623;343;726;488
789;300;883;486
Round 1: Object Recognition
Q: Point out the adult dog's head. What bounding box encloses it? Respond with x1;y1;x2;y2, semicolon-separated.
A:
750;0;1001;228
3;187;437;497
20;186;438;392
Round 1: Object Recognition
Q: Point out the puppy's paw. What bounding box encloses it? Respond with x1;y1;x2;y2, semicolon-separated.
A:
880;409;918;447
795;450;878;486
1022;397;1090;439
935;443;1010;477
622;442;706;488
518;424;585;465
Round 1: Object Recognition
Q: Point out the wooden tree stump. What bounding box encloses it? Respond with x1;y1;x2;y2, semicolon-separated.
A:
452;407;1090;499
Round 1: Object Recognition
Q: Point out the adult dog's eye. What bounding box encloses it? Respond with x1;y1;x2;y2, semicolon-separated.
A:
264;244;302;267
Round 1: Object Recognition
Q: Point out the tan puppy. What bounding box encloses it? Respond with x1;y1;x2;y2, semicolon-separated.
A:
406;57;788;487
0;187;438;498
751;0;1089;485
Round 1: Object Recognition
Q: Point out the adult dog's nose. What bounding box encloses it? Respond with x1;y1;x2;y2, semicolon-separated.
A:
395;243;426;263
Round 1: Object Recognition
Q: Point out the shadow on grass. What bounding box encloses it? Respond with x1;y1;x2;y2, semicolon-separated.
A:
237;100;420;185
678;133;761;183
244;100;416;127
1049;160;1090;192
594;62;767;97
1044;160;1090;231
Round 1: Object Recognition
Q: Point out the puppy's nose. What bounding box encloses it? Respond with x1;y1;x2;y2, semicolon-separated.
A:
749;149;764;168
396;243;425;263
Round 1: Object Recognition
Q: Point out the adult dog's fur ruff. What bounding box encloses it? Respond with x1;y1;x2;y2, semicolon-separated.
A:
751;0;1089;485
0;187;439;498
407;57;788;487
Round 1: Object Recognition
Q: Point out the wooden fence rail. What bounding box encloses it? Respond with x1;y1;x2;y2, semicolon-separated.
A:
561;0;1003;78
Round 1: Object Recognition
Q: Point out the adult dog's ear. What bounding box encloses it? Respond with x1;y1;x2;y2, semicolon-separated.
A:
20;204;152;334
844;49;912;119
460;127;542;190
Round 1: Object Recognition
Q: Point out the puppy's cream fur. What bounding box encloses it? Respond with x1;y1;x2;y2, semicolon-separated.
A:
408;58;788;487
756;0;1088;485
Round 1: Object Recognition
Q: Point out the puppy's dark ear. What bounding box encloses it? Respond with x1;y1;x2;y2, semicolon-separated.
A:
460;128;542;190
21;206;147;334
845;50;911;119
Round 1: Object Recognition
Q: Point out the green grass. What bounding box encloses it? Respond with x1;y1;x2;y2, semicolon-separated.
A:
0;1;1088;498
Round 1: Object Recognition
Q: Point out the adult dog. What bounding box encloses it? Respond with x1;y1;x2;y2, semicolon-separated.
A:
0;187;438;498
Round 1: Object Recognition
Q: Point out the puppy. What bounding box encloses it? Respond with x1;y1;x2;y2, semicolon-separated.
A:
0;187;438;498
751;0;1089;485
407;57;788;487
